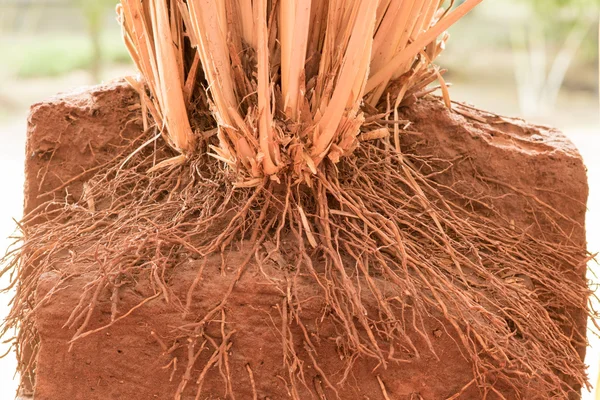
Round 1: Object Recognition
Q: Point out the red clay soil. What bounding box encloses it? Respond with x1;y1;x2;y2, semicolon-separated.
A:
24;81;588;399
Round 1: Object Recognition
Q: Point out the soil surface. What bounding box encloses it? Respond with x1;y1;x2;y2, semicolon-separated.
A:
25;81;588;399
24;80;142;216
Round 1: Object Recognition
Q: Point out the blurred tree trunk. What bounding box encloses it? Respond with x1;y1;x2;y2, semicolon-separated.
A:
88;17;102;82
511;12;594;117
79;0;108;83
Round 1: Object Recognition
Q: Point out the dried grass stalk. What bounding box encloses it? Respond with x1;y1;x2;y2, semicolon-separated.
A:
117;0;481;181
117;0;194;152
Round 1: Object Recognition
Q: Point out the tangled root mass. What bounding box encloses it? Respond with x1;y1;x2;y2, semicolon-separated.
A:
1;121;592;399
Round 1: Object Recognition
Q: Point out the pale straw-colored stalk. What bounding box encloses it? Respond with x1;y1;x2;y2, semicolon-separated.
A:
118;0;482;180
311;0;379;163
118;0;193;153
366;0;483;96
256;0;280;175
280;0;311;120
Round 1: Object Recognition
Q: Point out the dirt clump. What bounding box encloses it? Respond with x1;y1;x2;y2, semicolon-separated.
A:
13;81;590;399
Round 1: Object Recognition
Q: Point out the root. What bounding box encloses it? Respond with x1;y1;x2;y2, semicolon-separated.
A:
0;125;593;398
245;363;258;400
377;375;392;400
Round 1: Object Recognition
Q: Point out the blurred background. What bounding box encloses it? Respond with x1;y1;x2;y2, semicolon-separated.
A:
0;0;598;398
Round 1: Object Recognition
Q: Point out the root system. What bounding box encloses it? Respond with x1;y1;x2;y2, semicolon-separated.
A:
1;123;592;398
